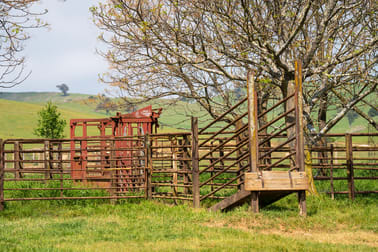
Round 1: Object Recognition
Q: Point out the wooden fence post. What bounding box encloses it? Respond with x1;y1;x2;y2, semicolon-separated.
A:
191;117;200;208
346;134;355;200
295;60;306;217
247;69;259;213
0;139;4;211
44;140;52;180
14;141;23;179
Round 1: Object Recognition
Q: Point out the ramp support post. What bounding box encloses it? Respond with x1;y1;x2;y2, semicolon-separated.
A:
295;60;307;217
247;70;260;213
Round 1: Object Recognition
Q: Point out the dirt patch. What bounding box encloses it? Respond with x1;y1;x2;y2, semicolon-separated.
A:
203;220;378;248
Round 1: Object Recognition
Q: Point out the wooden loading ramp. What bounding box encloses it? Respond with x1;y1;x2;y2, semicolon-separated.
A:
205;61;307;215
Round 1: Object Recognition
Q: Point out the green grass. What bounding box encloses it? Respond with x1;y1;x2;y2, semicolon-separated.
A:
0;98;106;139
0;92;108;116
0;195;377;251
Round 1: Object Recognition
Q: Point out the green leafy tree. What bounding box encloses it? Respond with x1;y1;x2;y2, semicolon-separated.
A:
34;101;66;139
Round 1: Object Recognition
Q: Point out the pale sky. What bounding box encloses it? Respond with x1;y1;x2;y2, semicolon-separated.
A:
10;0;109;95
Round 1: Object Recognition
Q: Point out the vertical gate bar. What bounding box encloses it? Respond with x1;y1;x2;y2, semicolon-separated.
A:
145;134;152;200
235;120;244;191
191;117;200;208
330;144;334;199
295;60;307;217
346;134;355;200
209;141;214;193
58;142;63;197
49;141;53;179
148;135;153;199
82;123;88;181
247;69;259;213
70;124;75;179
14;141;20;179
183;135;190;195
0;139;4;211
19;143;24;178
110;139;117;203
172;137;178;201
44;140;51;180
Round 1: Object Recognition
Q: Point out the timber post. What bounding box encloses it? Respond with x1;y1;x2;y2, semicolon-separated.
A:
0;139;4;211
44;140;51;180
295;60;307;217
191;117;200;208
14;141;22;179
247;69;259;213
346;134;355;200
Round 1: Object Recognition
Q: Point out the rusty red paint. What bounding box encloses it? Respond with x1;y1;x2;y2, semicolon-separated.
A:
70;106;162;184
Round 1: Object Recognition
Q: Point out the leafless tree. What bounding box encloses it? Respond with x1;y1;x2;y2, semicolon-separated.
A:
92;0;377;142
0;0;47;88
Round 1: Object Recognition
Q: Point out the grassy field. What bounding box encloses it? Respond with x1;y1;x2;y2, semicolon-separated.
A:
0;94;183;139
0;98;105;139
0;194;377;251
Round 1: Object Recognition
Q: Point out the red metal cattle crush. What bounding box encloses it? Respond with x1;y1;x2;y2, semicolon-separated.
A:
69;106;162;190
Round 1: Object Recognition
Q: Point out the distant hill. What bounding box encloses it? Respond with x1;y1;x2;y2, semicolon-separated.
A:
0;92;186;139
0;92;207;132
0;98;106;139
0;92;376;139
0;92;108;117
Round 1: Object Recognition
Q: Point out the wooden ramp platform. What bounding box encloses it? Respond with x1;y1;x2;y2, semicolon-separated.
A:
209;189;293;212
209;171;308;212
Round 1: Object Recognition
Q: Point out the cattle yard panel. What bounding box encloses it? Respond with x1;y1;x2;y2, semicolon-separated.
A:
0;138;147;203
195;98;250;206
0;134;377;209
194;64;308;213
0;64;376;210
148;133;193;202
70;106;161;184
311;133;378;199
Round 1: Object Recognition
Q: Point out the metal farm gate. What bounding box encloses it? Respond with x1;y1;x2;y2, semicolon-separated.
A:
0;134;194;207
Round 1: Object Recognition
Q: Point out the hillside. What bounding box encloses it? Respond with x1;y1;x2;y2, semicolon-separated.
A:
0;99;106;139
0;92;206;132
0;92;376;139
0;92;108;117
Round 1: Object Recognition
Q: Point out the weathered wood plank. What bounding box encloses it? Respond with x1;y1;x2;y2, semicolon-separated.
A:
245;171;308;191
209;189;251;212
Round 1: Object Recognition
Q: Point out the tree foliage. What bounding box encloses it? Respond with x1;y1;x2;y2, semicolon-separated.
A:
0;0;47;88
346;110;359;126
34;101;66;139
56;83;69;96
92;0;377;140
95;95;117;114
